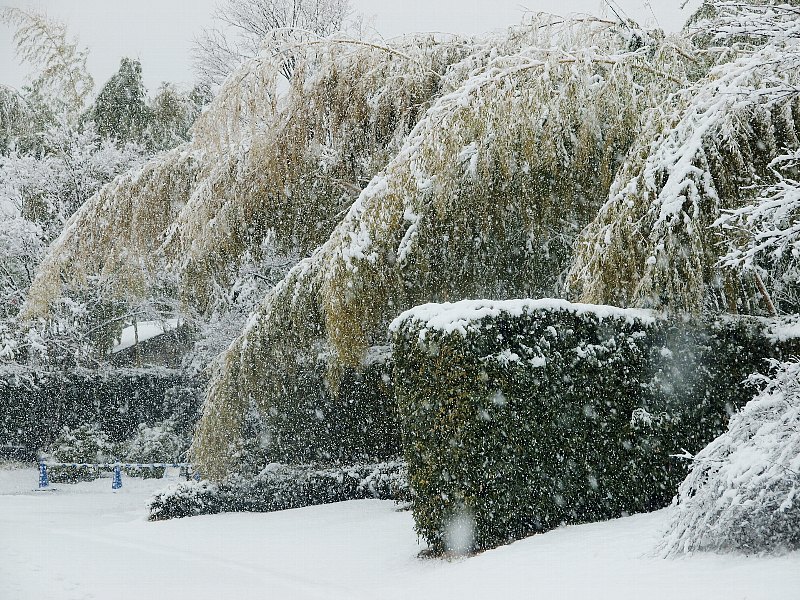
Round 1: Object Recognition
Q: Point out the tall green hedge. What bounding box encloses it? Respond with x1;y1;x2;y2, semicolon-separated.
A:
390;299;798;554
0;366;202;451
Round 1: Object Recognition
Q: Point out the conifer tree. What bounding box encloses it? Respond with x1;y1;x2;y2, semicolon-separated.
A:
89;58;150;145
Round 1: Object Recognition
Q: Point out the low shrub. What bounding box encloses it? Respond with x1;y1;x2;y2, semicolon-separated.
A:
148;461;408;521
45;424;115;483
390;299;797;554
122;420;188;478
149;480;222;519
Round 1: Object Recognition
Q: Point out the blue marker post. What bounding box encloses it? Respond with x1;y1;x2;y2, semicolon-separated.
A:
38;461;49;489
112;464;122;490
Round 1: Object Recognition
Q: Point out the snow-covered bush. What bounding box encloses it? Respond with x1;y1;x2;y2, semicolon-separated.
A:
148;480;221;520
390;299;795;553
121;420;188;478
148;461;407;520
45;424;114;483
660;358;800;555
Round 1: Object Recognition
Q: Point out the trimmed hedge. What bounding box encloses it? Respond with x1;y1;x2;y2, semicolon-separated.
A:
148;461;408;520
390;299;799;554
0;366;202;451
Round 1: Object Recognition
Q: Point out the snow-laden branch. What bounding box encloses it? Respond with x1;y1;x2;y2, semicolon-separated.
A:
660;358;800;555
693;2;800;46
716;150;800;272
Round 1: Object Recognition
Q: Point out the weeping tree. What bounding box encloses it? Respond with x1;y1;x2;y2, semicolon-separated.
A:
22;31;486;353
568;1;800;316
189;17;695;479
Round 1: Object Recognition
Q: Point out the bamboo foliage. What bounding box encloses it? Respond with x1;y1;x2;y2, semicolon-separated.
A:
192;18;694;478
0;7;94;122
25;32;478;319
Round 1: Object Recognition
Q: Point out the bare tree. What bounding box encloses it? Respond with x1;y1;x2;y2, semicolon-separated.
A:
193;0;353;85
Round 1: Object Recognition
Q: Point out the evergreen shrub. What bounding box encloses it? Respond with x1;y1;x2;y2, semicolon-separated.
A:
122;420;188;478
390;299;798;554
253;360;400;465
148;461;408;520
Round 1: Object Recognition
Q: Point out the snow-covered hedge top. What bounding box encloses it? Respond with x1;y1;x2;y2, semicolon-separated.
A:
389;298;658;338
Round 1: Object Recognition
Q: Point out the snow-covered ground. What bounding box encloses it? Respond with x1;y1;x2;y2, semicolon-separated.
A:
1;466;798;600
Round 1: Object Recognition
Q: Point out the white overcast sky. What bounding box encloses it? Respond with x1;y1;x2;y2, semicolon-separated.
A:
0;0;700;92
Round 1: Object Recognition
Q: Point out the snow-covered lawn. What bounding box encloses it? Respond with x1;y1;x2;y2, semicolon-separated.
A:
1;467;798;600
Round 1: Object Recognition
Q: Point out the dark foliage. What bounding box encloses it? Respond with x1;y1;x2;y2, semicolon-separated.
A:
0;366;203;452
392;301;799;554
260;361;401;465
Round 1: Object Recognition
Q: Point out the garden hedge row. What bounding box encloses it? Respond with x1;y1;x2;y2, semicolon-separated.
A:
0;365;202;451
390;299;799;554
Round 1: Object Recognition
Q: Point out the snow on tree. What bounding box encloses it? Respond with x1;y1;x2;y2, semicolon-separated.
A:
707;2;800;313
20;146;198;334
716;148;800;313
189;18;694;478
146;82;210;152
0;9;196;360
23;31;486;324
0;85;37;154
568;1;800;315
194;0;353;85
0;122;146;336
0;123;146;236
0;215;42;319
89;58;150;145
660;357;800;554
86;58;206;152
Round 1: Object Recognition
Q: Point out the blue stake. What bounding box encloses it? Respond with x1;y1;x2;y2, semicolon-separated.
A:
193;469;201;482
112;464;122;490
38;461;49;488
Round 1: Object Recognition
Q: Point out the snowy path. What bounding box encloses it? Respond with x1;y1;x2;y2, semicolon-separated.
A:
1;467;798;600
